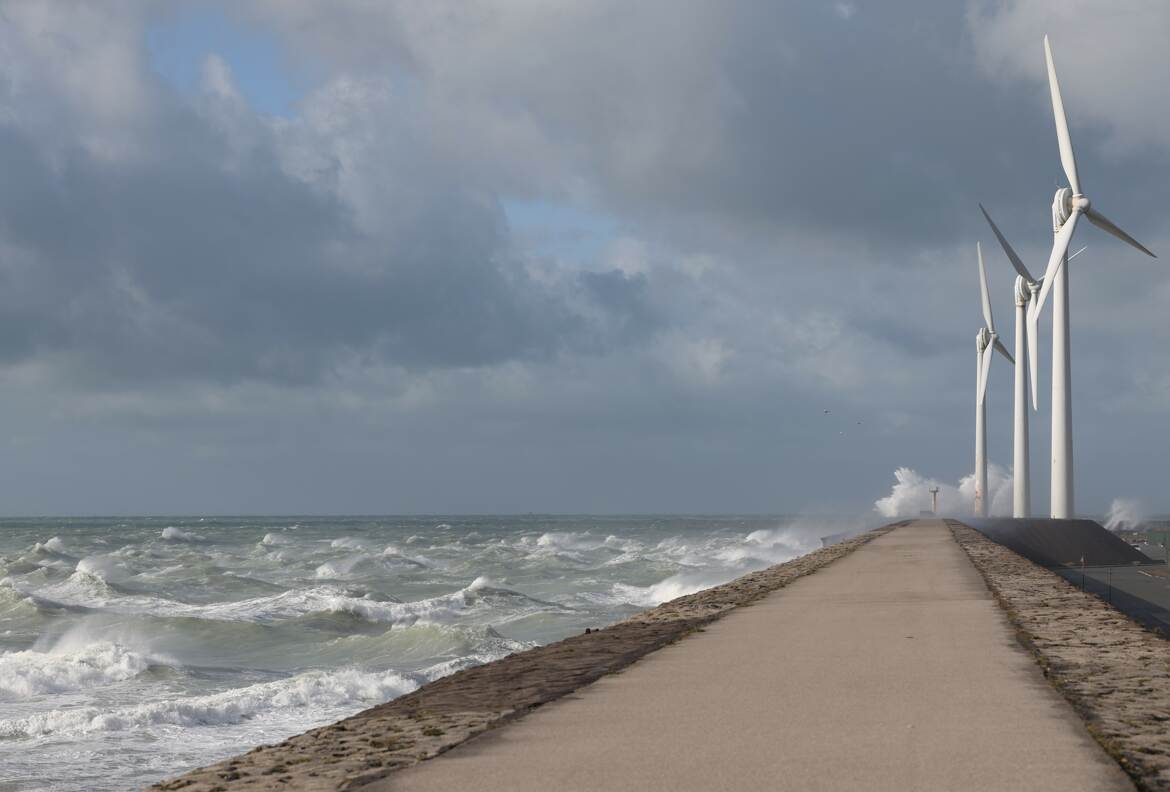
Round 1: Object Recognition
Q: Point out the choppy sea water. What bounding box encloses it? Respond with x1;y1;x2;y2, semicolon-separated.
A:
0;515;869;791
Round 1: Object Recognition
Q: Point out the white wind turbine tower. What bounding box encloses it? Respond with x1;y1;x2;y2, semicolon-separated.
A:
979;204;1084;518
974;242;1014;517
1033;36;1156;519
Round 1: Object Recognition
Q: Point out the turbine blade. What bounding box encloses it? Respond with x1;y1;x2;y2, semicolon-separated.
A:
1084;207;1157;258
1034;209;1080;316
978;345;993;406
1044;35;1080;195
1027;297;1040;410
993;335;1014;365
978;242;994;331
1068;245;1087;262
979;203;1036;283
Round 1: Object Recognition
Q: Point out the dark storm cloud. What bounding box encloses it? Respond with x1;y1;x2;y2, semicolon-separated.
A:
577;269;660;344
0;80;629;385
254;1;1168;252
579;0;1168;249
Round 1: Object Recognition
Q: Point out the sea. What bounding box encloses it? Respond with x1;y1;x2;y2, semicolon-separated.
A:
0;514;869;791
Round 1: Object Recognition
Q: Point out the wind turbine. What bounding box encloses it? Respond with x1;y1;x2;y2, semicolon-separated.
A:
979;204;1084;518
1032;36;1156;518
974;242;1014;517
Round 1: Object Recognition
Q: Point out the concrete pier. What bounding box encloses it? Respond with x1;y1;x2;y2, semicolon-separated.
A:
377;520;1132;792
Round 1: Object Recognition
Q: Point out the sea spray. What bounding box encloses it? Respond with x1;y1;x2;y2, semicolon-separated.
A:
1105;498;1147;531
874;466;1013;518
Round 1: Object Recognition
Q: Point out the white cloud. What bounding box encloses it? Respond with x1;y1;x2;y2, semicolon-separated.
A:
967;0;1170;154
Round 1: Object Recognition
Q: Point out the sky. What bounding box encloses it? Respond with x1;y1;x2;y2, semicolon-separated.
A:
0;0;1168;516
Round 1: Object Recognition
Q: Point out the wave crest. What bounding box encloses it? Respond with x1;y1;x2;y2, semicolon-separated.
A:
0;667;419;737
161;527;201;542
0;642;161;700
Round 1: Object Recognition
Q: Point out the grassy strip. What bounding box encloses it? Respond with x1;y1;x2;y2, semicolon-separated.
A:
151;522;901;792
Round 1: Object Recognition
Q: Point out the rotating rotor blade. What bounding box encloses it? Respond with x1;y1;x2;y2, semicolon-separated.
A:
979;203;1036;283
1044;35;1080;195
993;335;1014;365
1034;208;1081;316
977;242;994;331
1084;207;1157;258
978;344;993;406
1026;296;1040;410
1068;245;1087;261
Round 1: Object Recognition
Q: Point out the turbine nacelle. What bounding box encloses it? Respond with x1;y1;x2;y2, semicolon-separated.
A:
1014;274;1032;306
976;326;992;351
1034;36;1156;324
975;241;1014;407
979;204;1038;408
1053;188;1091;227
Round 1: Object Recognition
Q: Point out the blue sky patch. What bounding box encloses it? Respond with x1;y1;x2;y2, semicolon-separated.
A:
147;7;304;116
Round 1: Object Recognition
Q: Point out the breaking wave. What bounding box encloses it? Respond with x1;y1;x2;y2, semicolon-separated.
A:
612;572;728;607
0;667;420;738
161;527;201;542
7;575;558;629
0;642;161;700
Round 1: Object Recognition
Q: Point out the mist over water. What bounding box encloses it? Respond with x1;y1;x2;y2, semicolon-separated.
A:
0;515;866;791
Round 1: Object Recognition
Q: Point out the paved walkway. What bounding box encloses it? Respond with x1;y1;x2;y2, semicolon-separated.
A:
376;521;1133;791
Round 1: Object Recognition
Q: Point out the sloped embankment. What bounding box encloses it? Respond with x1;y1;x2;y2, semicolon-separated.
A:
150;523;900;792
951;520;1170;791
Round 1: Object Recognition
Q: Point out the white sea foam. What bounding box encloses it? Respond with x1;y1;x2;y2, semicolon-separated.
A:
315;549;427;578
380;544;428;562
715;526;814;564
260;533;295;546
0;642;157;700
466;575;494;591
75;555;134;583
34;537;70;555
535;531;602;551
161;527;200;542
330;537;368;550
0;585;33;613
31;569;121;606
10;573;517;627
0;667;420;737
314;554;374;579
613;571;728;607
23;538;76;569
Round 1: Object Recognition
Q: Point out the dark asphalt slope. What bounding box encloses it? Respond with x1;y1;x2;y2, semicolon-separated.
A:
961;518;1153;568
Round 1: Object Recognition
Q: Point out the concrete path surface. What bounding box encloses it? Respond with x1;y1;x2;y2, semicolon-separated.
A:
374;520;1132;791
